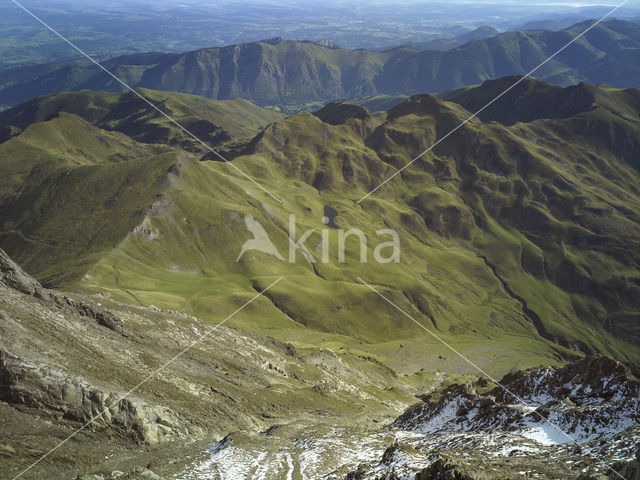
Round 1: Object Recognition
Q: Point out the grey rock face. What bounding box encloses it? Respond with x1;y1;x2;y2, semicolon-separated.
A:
343;355;640;479
0;247;123;331
0;347;191;445
0;247;47;298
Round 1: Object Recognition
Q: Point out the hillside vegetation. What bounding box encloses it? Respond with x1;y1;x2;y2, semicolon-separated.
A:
0;90;283;285
0;77;638;378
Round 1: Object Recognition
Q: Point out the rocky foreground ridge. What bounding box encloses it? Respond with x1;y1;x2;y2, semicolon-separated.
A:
0;248;414;479
344;356;640;479
1;246;638;479
181;354;640;479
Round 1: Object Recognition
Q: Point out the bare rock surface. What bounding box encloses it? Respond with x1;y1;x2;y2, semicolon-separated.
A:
0;248;413;479
342;357;640;479
0;247;123;332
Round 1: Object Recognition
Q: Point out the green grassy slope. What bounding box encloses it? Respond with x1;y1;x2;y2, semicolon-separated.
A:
0;111;176;285
0;80;638;378
0;91;283;286
0;20;637;110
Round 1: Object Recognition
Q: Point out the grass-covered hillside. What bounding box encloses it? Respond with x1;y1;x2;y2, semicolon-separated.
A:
0;78;637;379
0;20;637;111
0;89;283;286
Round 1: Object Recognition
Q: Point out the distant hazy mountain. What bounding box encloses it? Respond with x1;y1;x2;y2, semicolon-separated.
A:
408;26;501;51
517;17;595;31
0;20;637;110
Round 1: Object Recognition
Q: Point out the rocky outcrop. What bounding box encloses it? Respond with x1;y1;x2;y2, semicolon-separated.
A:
0;250;182;445
0;247;47;298
0;347;191;445
52;294;124;332
415;458;476;480
394;355;639;442
0;247;123;332
492;355;639;407
347;355;640;479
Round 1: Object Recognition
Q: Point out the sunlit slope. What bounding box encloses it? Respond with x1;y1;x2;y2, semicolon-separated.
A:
79;81;639;366
0;89;283;286
81;139;564;375
0;79;638;374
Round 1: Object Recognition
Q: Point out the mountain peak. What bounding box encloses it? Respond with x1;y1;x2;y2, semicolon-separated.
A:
386;93;462;122
458;25;500;42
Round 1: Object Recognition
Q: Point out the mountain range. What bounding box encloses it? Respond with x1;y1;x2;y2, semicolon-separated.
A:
0;72;638;478
0;19;637;111
0;75;638;370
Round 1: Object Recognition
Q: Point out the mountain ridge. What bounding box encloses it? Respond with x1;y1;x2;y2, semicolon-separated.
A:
0;77;637;368
0;19;637;110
